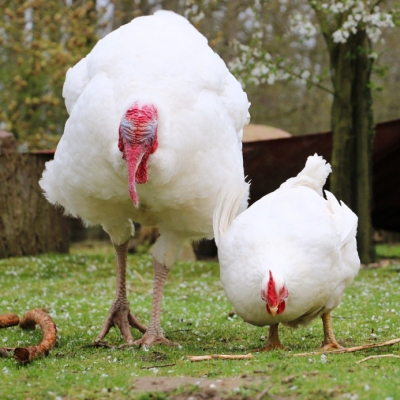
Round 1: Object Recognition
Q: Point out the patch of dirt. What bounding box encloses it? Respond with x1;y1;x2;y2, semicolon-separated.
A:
131;376;269;399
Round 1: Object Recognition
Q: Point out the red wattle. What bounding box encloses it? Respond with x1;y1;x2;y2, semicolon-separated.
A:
278;301;286;314
125;145;146;206
119;103;159;206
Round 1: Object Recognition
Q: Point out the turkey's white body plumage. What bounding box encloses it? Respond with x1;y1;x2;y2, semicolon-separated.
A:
215;155;360;329
40;11;249;260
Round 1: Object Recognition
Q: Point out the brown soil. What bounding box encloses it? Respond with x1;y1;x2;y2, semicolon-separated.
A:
131;375;269;399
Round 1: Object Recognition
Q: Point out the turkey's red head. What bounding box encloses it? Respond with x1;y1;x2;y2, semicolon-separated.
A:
118;102;158;206
261;270;289;317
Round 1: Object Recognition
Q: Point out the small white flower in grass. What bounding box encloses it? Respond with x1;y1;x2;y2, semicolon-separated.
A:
3;367;9;375
2;337;7;343
342;394;359;400
101;374;108;378
290;386;298;391
86;265;97;272
308;358;314;363
150;368;159;374
320;354;328;364
364;384;370;391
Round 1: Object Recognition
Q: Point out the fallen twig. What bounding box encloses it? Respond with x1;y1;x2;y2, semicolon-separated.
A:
133;270;145;284
256;385;273;400
141;363;176;369
356;354;400;364
81;342;116;349
188;353;253;362
0;313;20;328
256;384;287;400
13;309;57;364
293;338;400;357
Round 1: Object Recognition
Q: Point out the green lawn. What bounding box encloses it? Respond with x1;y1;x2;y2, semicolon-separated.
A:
0;242;399;399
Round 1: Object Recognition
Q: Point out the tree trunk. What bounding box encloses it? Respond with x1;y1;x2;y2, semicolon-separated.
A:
0;153;70;258
352;32;375;263
326;32;375;264
329;38;356;208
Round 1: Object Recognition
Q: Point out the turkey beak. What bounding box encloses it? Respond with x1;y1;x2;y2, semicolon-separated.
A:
269;305;278;317
124;144;146;207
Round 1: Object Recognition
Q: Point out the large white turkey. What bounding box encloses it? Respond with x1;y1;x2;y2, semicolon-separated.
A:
40;10;249;348
213;154;360;351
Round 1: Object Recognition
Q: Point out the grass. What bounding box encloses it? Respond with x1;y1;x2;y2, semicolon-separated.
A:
376;243;400;259
0;242;399;399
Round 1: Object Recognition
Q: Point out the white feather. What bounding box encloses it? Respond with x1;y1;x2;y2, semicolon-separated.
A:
213;183;250;247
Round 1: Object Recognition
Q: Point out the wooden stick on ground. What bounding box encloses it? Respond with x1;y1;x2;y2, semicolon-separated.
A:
293;337;400;357
141;363;176;369
188;353;253;362
356;354;400;364
13;309;57;364
0;314;20;328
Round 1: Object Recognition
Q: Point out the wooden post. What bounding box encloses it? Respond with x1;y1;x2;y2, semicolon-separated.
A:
0;132;70;258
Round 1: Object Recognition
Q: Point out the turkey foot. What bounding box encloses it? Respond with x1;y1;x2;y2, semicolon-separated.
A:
133;330;179;349
94;300;146;346
320;312;344;351
94;241;146;346
253;324;286;352
133;259;180;349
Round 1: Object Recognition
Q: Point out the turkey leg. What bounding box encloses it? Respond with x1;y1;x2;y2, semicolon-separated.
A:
134;259;179;348
254;323;285;352
94;240;146;346
320;312;343;351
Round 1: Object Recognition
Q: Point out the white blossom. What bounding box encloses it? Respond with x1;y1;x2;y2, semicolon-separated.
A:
289;12;317;39
327;1;394;44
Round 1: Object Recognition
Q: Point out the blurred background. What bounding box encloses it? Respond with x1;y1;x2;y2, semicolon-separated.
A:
1;0;399;151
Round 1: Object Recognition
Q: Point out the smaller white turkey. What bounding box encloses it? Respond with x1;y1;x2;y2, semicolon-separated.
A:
213;154;360;351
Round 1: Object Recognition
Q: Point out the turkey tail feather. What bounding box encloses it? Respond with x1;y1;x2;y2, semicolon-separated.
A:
280;153;332;196
325;190;358;248
213;183;249;246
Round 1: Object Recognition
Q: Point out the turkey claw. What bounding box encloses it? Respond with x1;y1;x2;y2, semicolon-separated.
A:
321;342;344;352
134;333;180;349
118;341;137;350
